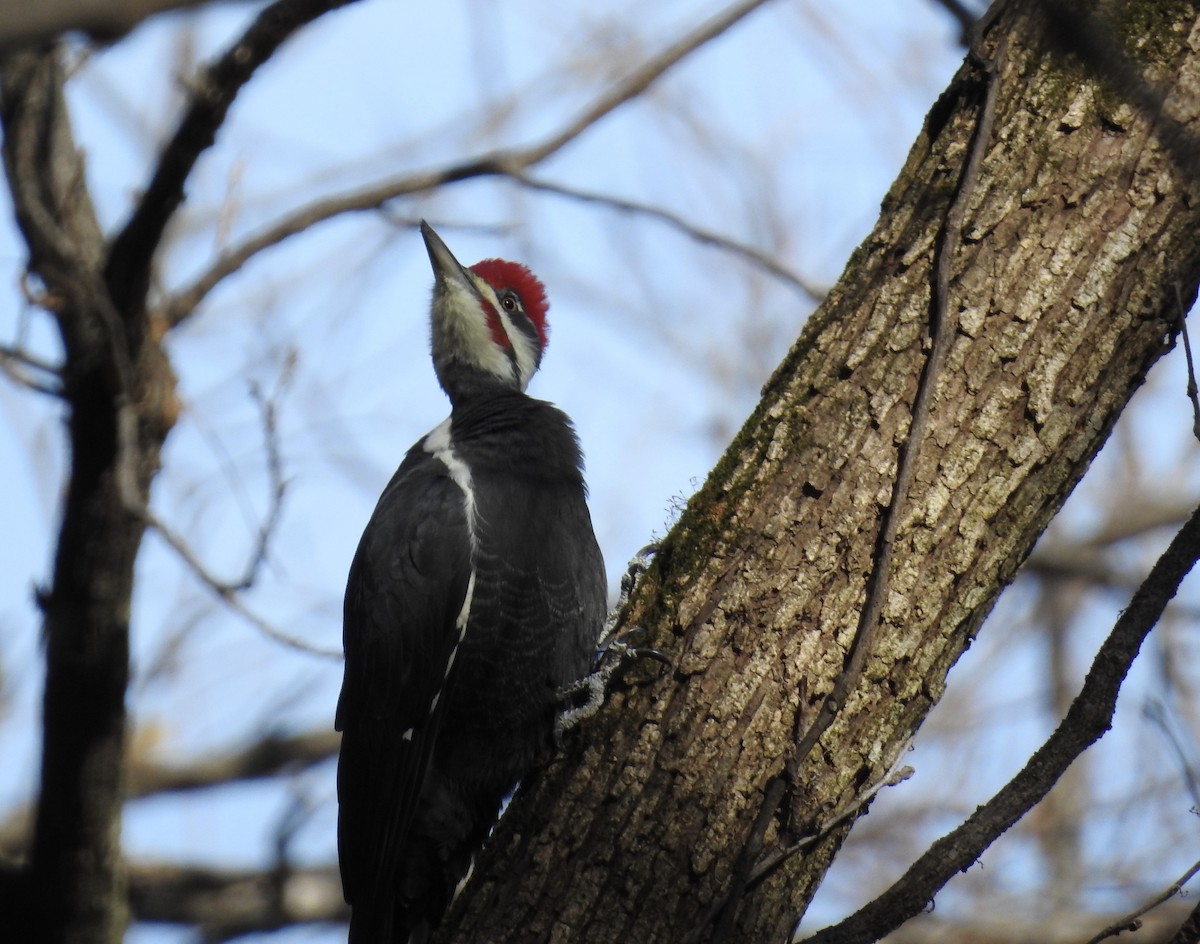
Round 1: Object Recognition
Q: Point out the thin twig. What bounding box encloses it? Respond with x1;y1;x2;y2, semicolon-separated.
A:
515;0;780;167
800;500;1200;944
1175;287;1200;443
0;342;62;395
508;172;826;304
1143;699;1200;812
128;360;309;651
142;512;339;659
105;0;360;318
214;593;340;659
748;742;914;887
162;0;781;325
231;376;291;591
1084;857;1200;944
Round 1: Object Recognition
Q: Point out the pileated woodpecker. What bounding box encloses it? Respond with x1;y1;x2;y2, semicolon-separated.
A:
336;222;606;943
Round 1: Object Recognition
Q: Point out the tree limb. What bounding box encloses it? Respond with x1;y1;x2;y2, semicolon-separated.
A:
128;729;340;797
0;342;62;395
105;0;360;323
161;0;782;325
801;501;1200;944
507;171;826;303
128;860;347;939
1085;857;1200;944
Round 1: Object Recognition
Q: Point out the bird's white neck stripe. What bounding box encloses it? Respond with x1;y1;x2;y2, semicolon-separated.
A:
423;418;478;552
423;420;479;717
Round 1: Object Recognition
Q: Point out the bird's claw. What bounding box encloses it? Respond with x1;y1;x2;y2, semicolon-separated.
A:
554;544;665;746
554;631;668;746
597;543;659;649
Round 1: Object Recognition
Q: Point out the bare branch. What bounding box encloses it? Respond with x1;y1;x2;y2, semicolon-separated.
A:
2;46;152;511
0;342;62;395
1084;496;1200;548
104;0;360;320
0;728;340;861
507;172;826;304
747;740;915;888
0;47;156;940
127;729;340;798
514;0;780;167
926;0;981;46
799;500;1200;944
1084;857;1200;944
143;511;341;657
162;0;782;325
128;860;347;938
1176;289;1200;443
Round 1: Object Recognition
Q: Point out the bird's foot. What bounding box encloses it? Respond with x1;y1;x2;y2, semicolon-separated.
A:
596;543;659;650
554;637;668;745
554;544;666;745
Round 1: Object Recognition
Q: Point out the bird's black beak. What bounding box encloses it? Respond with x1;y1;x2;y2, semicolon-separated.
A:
420;221;481;300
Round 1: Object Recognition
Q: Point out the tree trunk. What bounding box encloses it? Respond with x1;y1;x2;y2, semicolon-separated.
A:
1;49;178;944
0;6;351;940
443;2;1200;942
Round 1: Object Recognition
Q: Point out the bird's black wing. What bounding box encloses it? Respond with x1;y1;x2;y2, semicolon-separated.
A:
335;446;472;933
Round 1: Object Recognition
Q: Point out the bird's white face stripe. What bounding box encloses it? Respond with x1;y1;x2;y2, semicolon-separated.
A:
472;277;540;391
435;275;516;386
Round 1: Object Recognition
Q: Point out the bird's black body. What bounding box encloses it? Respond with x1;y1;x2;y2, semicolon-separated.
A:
336;225;605;943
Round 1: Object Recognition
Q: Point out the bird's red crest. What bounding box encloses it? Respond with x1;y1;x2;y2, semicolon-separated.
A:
469;259;550;350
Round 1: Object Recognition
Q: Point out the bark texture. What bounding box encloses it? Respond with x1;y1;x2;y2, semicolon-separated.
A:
443;3;1200;942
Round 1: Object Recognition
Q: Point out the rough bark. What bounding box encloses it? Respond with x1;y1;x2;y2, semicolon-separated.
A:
442;3;1200;943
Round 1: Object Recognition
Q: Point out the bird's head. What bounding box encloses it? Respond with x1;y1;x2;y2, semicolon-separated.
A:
421;221;549;404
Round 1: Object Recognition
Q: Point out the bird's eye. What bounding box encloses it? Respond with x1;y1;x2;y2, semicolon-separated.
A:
501;294;519;312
